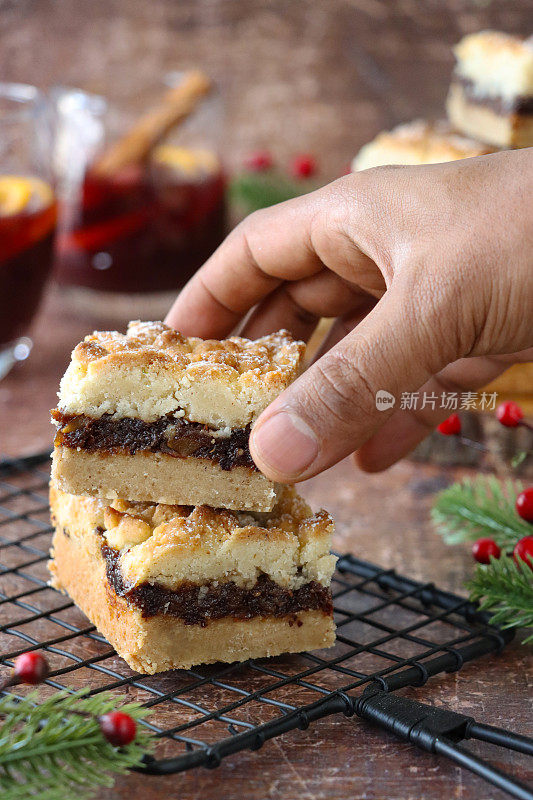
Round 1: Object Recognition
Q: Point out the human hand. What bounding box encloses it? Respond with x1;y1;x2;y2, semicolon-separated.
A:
166;148;533;482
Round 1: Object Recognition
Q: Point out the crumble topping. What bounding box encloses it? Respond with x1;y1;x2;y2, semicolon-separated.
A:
453;31;533;99
50;483;336;591
353;119;494;171
57;321;305;427
73;321;302;378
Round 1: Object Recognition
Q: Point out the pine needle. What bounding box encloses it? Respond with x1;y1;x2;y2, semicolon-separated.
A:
431;476;530;548
228;172;313;213
0;690;154;800
468;555;533;644
432;475;533;643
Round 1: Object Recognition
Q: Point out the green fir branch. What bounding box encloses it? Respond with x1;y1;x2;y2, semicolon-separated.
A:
0;690;154;800
511;451;528;469
228;172;315;213
468;555;533;644
431;475;530;548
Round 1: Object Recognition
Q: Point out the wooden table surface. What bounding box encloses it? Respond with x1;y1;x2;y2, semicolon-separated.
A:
1;291;531;800
1;2;532;798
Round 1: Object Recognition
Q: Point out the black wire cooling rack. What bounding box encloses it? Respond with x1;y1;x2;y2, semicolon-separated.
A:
0;450;522;784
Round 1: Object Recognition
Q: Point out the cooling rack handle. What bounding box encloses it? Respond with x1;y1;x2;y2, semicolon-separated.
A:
355;686;533;800
467;722;533;757
355;686;474;749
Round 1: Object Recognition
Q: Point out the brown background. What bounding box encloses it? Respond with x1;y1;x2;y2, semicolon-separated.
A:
1;1;532;799
1;0;531;173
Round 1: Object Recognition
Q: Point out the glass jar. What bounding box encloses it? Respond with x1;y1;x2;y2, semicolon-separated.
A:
52;75;226;315
0;83;56;378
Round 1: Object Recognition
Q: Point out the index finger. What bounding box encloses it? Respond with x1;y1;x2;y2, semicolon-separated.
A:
165;190;327;338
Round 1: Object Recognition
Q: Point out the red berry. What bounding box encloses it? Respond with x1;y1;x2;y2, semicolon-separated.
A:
437;414;462;436
516;488;533;523
13;651;49;684
243;150;273;171
99;711;137;746
290;154;317;179
472;538;501;564
496;401;524;428
513;536;533;569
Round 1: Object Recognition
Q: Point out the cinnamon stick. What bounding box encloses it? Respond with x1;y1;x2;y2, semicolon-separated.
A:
93;70;211;177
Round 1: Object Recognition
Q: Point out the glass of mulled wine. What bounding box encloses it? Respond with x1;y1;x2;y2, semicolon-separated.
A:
53;76;226;302
0;83;56;379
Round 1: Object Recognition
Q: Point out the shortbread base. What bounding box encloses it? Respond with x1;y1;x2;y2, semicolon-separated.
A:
51;445;279;511
446;83;533;148
49;527;336;674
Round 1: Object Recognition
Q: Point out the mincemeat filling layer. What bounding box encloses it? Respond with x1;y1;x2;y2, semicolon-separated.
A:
52;410;255;471
454;75;533;115
100;541;333;626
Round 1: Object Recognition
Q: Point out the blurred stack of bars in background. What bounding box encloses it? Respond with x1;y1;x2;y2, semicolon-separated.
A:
349;30;533;473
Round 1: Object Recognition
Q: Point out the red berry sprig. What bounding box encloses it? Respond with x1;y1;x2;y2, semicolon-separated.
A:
437;414;462;436
472;538;501;564
436;413;489;453
495;400;532;434
436;400;532;466
1;650;138;747
13;651;49;684
516;487;533;523
99;711;137;746
0;651;49;691
290;153;317;179
496;401;524;428
513;535;533;569
468;487;533;568
243;150;273;172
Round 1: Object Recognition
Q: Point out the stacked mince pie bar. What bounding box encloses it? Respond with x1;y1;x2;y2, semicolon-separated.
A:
49;321;337;674
352;30;533;172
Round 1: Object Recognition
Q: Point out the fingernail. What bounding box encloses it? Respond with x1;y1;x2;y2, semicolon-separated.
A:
251;411;319;479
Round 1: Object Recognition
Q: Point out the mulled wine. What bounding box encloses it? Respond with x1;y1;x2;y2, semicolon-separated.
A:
0;176;57;344
55;147;226;293
0;83;56;377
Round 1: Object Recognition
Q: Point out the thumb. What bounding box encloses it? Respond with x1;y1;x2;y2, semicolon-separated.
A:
249;290;455;481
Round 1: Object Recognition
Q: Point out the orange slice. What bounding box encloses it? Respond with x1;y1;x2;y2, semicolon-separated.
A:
0;175;53;217
152;145;219;177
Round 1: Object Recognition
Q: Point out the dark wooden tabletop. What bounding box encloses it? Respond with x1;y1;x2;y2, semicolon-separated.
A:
1;290;531;800
1;1;532;798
